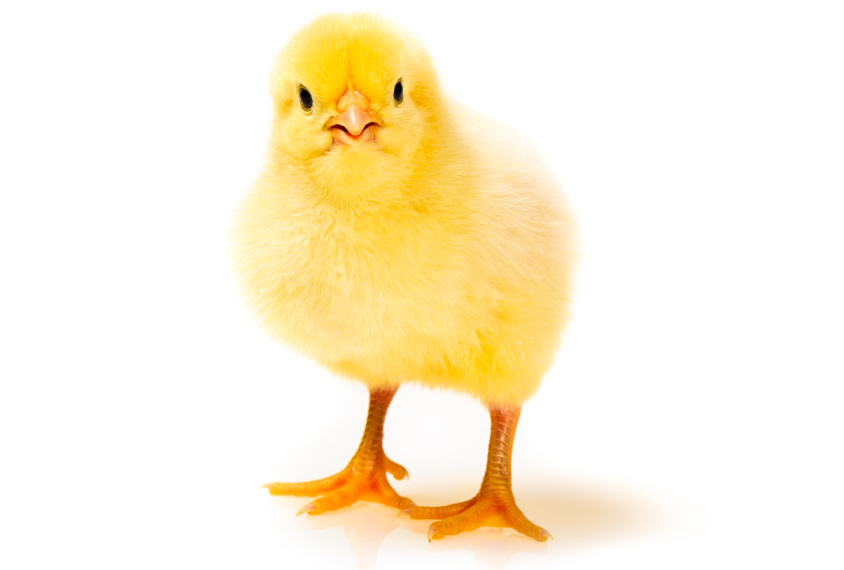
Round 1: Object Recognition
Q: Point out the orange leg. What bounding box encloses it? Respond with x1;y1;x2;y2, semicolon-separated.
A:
408;406;551;542
262;387;415;515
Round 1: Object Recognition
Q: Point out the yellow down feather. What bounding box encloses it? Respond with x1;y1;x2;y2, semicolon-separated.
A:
230;13;577;407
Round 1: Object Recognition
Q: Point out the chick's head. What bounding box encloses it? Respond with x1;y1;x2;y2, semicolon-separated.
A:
269;14;442;201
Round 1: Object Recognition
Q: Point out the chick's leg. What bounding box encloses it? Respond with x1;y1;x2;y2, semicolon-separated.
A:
262;387;415;515
408;406;550;542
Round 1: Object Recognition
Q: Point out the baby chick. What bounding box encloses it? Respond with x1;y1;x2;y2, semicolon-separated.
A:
231;13;577;542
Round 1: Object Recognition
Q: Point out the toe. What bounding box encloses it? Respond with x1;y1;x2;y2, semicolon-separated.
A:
384;456;409;480
307;487;359;515
505;504;549;542
427;507;486;540
374;474;415;510
410;496;477;520
261;471;347;496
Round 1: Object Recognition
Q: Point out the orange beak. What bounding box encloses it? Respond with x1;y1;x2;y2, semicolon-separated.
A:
327;87;381;146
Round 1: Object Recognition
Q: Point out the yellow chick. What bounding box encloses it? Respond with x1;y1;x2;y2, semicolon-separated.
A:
231;13;577;542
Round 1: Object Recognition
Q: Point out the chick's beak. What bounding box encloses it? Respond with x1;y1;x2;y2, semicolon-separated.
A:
327;88;381;146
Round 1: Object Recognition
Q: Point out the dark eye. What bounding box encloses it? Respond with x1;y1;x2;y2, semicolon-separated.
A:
299;85;313;110
393;79;403;104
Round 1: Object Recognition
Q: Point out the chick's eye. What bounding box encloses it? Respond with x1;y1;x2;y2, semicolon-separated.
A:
299;86;313;110
393;79;403;105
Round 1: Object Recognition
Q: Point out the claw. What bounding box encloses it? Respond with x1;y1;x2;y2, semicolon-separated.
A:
296;502;316;516
428;525;437;542
539;529;553;541
397;508;412;517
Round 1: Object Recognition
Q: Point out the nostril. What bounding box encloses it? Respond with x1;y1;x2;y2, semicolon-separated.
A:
331;123;378;137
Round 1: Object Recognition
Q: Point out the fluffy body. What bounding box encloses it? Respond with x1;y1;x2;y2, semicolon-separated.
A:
231;14;577;407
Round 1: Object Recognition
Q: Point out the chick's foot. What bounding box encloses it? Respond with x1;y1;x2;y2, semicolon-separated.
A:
261;387;414;515
407;406;551;542
410;490;549;542
262;451;413;515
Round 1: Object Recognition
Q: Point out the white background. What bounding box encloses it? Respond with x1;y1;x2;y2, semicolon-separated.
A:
2;1;842;568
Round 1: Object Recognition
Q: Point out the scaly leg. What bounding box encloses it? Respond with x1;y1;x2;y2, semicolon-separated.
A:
408;406;551;542
262;387;414;515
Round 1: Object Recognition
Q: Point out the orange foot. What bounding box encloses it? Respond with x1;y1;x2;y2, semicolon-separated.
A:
406;406;551;542
261;387;414;515
262;452;414;515
408;490;550;542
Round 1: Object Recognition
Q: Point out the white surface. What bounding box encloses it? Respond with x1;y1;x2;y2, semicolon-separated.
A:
1;1;843;569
